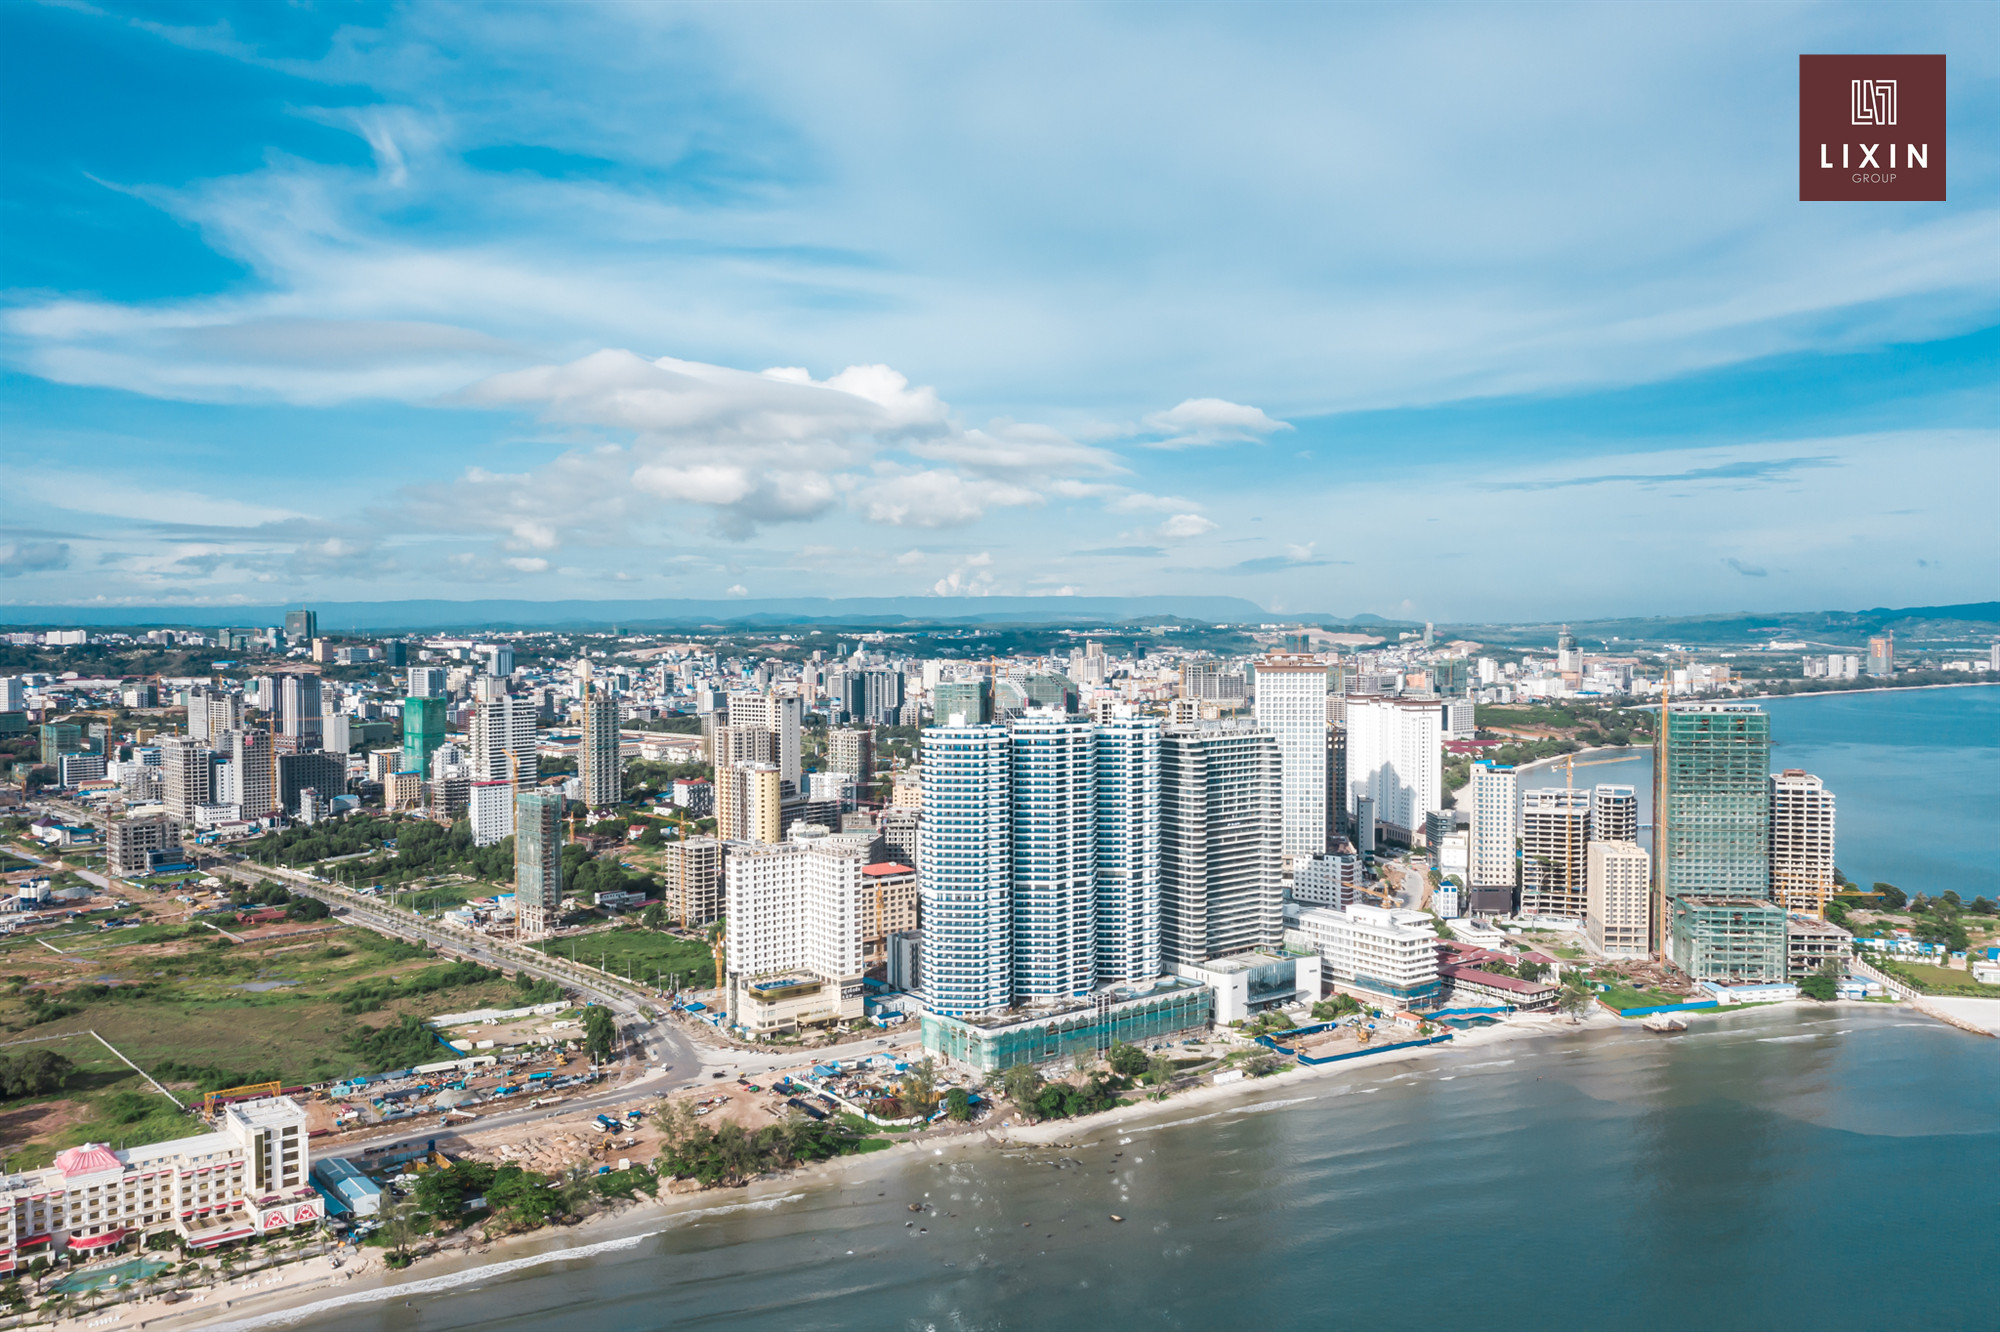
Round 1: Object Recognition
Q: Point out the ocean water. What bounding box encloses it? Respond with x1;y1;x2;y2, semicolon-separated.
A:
256;1005;1998;1332
1518;683;2000;900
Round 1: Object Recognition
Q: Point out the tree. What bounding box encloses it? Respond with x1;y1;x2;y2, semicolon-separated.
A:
1517;959;1549;983
378;1191;417;1267
414;1160;496;1223
641;903;668;930
1799;959;1841;1002
1311;994;1361;1023
486;1164;565;1229
998;1062;1043;1112
943;1087;973;1122
583;1005;617;1064
1873;883;1907;910
1105;1043;1150;1079
1557;986;1594;1022
898;1058;940;1116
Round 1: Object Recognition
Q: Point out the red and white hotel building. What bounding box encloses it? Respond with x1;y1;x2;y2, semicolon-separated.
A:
0;1096;320;1270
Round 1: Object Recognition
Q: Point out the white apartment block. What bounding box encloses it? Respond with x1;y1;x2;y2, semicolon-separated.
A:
1586;840;1650;959
1252;655;1329;858
724;835;867;982
919;724;1014;1017
1011;713;1098;1000
469;779;515;847
1769;769;1836;914
727;689;803;790
1095;713;1162;985
1290;903;1440;1006
0;1097;318;1270
1345;697;1442;838
160;735;214;824
1467;761;1518;890
469;688;538;787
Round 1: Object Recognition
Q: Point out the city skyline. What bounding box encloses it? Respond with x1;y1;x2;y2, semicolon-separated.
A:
4;3;1994;620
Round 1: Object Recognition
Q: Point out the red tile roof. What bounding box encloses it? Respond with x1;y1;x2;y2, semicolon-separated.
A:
863;862;915;876
1441;965;1556;996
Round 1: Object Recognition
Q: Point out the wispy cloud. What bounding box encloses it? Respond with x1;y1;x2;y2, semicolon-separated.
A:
1491;455;1839;492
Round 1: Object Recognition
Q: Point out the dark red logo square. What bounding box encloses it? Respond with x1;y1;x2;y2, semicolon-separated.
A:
1800;55;1946;201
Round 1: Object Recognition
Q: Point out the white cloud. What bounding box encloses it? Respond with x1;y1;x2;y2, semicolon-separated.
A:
506;556;549;573
435;349;1087;541
1139;398;1293;449
934;552;996;597
1160;516;1216;544
852;470;1042;529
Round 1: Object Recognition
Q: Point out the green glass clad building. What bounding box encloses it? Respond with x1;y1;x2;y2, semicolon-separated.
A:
1661;703;1770;899
401;695;447;777
933;679;993;726
1662;703;1783;981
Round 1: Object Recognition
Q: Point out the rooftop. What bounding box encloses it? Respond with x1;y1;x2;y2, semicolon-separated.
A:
222;1095;307;1130
863;862;915;877
1187;950;1291;975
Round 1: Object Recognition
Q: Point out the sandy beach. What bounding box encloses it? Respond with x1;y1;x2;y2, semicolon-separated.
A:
72;1005;1644;1332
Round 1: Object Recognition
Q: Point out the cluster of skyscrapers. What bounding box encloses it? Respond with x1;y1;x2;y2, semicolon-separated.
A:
1460;702;1837;980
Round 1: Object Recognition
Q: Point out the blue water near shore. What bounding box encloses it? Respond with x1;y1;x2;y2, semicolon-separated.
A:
1519;683;2000;901
255;1004;1997;1332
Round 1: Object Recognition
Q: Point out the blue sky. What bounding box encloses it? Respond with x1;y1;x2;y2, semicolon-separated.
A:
2;1;1995;621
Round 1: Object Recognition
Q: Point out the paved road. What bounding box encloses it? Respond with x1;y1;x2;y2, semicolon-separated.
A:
218;858;699;1076
6;841;113;893
15;804;926;1103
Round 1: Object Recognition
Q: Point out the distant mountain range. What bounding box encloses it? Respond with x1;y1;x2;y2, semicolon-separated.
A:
1448;602;2000;648
0;595;1289;632
0;597;1991;641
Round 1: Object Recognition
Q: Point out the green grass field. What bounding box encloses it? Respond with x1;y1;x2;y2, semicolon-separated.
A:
1598;986;1698;1012
0;920;536;1167
534;927;715;989
1878;960;2000;998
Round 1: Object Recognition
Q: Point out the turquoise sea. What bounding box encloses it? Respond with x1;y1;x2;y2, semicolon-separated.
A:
1519;682;2000;901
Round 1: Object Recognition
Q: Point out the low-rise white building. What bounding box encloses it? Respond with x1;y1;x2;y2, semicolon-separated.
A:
1176;951;1320;1024
1289;903;1441;1006
0;1096;319;1271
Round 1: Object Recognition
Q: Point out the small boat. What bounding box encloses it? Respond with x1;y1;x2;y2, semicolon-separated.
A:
1641;1013;1689;1033
1109;1215;1124;1223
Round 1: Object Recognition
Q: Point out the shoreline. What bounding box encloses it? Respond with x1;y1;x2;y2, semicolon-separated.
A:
79;1002;1759;1332
43;993;1966;1332
1739;679;1999;702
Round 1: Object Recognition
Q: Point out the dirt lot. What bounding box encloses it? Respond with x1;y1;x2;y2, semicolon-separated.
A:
1283;1027;1370;1058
